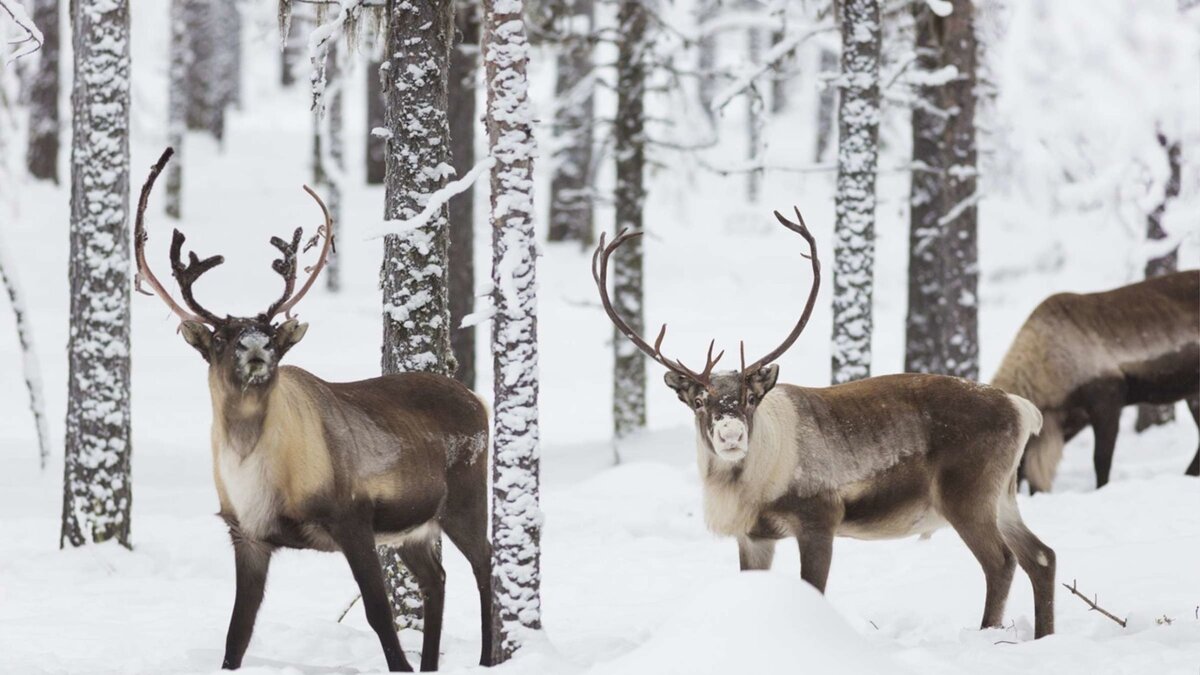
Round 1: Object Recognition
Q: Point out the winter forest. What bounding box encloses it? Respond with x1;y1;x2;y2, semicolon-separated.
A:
1;0;1199;672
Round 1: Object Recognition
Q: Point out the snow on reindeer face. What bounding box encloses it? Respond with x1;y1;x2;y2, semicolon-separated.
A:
664;365;780;462
179;318;309;388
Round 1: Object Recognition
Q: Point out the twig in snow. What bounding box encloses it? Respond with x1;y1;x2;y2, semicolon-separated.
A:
337;594;361;623
1155;615;1173;626
1062;579;1128;628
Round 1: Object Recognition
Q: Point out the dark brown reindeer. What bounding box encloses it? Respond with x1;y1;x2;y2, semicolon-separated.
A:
593;210;1057;638
134;148;492;672
992;271;1200;493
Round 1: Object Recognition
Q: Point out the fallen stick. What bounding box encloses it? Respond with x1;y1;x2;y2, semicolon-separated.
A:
1062;579;1127;628
336;594;362;623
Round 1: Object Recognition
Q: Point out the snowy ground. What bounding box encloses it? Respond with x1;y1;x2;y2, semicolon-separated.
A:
2;2;1200;674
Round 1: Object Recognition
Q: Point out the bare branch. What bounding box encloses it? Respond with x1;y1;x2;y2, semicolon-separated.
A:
1062;580;1128;628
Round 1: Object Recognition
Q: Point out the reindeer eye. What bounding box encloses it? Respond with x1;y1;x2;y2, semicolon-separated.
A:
693;396;704;409
747;394;758;406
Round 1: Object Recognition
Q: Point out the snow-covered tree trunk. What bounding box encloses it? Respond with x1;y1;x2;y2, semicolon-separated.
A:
1135;132;1182;431
365;57;385;185
813;46;837;163
547;0;594;245
24;0;58;182
612;0;648;451
829;0;880;385
484;0;541;661
449;0;479;387
378;0;455;631
166;0;188;219
903;0;980;381
185;0;223;141
696;0;717;119
313;42;343;292
62;0;132;549
769;0;788;115
0;229;50;469
226;0;242;108
746;21;764;201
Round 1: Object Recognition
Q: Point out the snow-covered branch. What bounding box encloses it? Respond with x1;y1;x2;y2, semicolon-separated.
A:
367;157;495;240
711;22;835;112
1;0;43;62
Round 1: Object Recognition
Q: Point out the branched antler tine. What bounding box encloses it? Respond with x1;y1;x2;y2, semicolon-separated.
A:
168;229;225;323
746;206;822;374
740;340;746;372
133;147;208;323
653;323;668;355
265;227;303;317
272;185;335;319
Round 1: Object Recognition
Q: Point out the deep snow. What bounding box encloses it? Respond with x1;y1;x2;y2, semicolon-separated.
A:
2;1;1199;673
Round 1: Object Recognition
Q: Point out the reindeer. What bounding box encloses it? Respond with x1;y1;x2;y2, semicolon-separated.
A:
134;148;492;672
992;271;1200;493
593;209;1057;638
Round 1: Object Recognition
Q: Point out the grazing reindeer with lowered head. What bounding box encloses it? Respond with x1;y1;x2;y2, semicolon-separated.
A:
992;271;1200;493
593;209;1057;638
134;148;492;672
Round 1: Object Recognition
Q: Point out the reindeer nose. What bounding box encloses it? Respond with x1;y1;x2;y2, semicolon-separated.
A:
717;423;745;443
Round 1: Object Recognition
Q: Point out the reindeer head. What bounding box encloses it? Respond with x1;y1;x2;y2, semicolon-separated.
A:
134;148;334;391
593;208;820;462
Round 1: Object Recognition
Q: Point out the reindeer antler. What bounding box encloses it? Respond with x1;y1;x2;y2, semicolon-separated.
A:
168;230;225;324
266;185;334;320
592;229;725;388
264;227;302;319
741;207;821;376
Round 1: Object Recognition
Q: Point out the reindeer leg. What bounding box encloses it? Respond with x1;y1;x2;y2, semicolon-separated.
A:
221;532;273;670
397;538;446;672
1085;385;1124;489
796;529;834;593
737;536;777;571
1186;395;1199;477
332;522;412;672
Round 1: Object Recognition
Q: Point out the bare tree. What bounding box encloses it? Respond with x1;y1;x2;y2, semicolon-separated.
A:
62;0;132;549
1135;132;1182;431
24;0;58;182
611;0;649;453
449;0;479;387
483;0;541;660
547;0;595;245
830;0;880;385
904;0;980;381
365;57;385;184
313;43;343;291
165;0;187;218
378;0;455;631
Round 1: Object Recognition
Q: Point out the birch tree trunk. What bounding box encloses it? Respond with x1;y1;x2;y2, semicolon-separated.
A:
547;0;595;245
378;0;455;631
62;0;132;549
449;0;479;387
903;0;980;381
166;0;188;219
0;229;51;468
25;0;59;182
830;0;880;385
366;58;386;185
1135;132;1182;431
484;0;541;660
313;43;343;292
612;0;648;452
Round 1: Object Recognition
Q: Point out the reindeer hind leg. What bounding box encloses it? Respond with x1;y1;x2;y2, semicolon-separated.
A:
998;494;1056;638
1186;394;1199;477
442;461;494;667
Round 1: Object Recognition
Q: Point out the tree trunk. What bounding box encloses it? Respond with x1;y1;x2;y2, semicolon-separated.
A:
547;0;595;245
366;58;386;184
313;43;343;292
903;0;980;381
813;46;837;163
226;0;242;108
449;1;479;387
166;0;188;219
830;0;881;385
695;0;717;120
770;29;787;114
280;7;305;88
63;0;132;549
483;0;541;661
612;0;648;452
746;22;763;201
1135;133;1182;431
0;229;51;469
185;0;224;141
378;0;455;631
25;0;59;183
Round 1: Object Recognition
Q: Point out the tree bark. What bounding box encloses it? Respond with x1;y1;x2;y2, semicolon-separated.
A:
484;0;541;660
313;43;343;292
612;0;648;451
1135;133;1182;431
185;0;224;141
0;229;51;469
830;0;881;385
378;0;455;631
449;1;479;387
903;0;980;381
746;21;763;201
166;0;188;219
63;0;132;549
547;0;595;245
25;0;59;182
366;58;386;184
695;0;717;121
814;46;837;163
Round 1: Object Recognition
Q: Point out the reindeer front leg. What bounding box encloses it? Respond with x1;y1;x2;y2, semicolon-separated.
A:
737;536;777;571
796;529;834;593
222;533;274;669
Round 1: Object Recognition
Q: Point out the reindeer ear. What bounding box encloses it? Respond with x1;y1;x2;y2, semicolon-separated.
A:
664;372;702;406
274;319;308;353
748;364;780;398
180;320;212;360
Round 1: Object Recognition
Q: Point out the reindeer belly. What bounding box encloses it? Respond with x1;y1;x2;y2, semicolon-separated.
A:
837;464;945;540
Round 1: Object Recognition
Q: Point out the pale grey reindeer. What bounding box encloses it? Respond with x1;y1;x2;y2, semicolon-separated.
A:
593;209;1056;638
135;148;492;672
